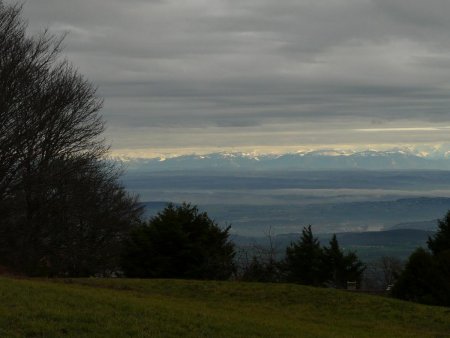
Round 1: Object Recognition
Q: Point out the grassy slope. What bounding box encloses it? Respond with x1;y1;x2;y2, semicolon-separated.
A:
0;278;449;337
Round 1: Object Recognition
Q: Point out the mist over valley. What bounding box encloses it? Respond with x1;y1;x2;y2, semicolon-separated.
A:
121;153;450;238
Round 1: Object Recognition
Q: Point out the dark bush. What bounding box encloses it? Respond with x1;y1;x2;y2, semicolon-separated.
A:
121;203;235;280
392;211;450;306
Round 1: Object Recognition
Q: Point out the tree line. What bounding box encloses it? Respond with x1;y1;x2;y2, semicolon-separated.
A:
237;225;366;287
121;203;366;288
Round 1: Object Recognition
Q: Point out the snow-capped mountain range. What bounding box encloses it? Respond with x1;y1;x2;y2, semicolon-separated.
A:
117;149;450;171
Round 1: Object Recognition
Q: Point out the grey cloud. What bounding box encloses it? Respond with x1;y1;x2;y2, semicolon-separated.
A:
13;0;450;151
374;0;450;28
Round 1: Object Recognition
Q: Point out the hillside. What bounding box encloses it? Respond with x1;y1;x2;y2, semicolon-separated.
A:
0;277;449;337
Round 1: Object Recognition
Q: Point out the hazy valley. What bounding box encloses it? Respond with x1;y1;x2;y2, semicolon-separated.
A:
119;151;450;261
122;153;450;231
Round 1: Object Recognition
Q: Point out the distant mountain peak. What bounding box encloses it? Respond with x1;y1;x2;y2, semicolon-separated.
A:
116;148;450;172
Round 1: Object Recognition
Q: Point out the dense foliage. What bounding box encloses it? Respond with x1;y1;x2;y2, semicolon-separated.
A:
0;2;142;276
392;211;450;306
121;203;236;279
285;225;328;285
284;226;365;287
323;234;366;288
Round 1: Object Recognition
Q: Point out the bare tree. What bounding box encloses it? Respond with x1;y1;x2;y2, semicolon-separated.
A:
238;227;284;282
379;256;403;290
0;2;142;276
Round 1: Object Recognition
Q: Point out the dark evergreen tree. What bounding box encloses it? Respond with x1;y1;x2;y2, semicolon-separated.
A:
391;248;449;305
392;211;450;306
121;203;235;280
323;234;344;287
284;225;327;285
427;210;450;256
323;234;365;288
284;228;365;288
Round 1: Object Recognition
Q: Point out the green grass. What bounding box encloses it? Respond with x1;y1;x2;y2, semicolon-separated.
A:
0;277;449;337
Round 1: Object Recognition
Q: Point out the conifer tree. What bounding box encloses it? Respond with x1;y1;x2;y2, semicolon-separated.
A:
392;211;450;306
284;225;327;285
121;203;235;280
323;234;365;288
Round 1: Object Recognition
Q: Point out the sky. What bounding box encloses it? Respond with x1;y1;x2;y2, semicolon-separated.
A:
17;0;450;157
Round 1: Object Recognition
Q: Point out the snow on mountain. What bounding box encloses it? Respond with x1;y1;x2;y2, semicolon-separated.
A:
116;148;450;172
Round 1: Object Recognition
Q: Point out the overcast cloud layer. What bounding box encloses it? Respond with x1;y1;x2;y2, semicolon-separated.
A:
17;0;450;156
